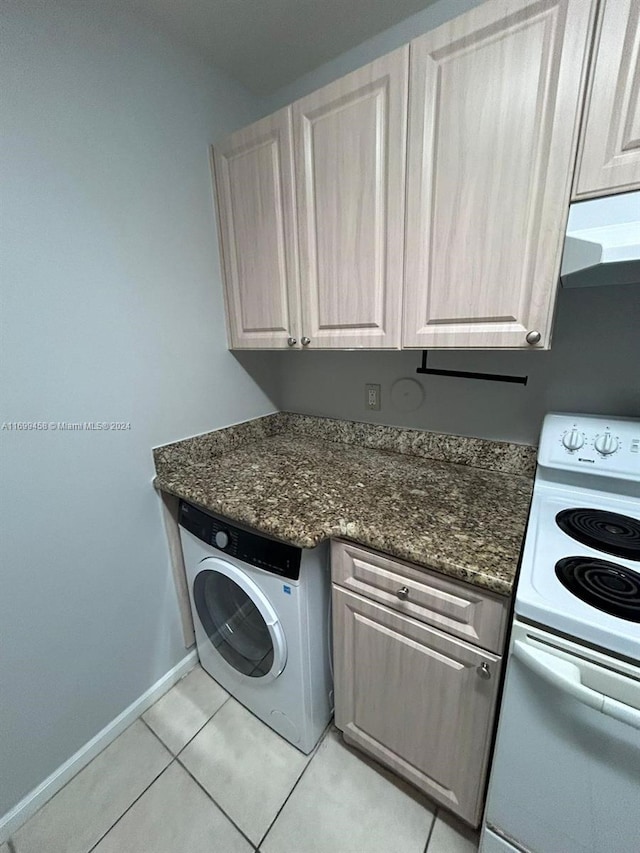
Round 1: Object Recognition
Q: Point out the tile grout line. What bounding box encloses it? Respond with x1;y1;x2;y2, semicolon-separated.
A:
174;755;258;850
7;718;170;853
142;690;262;847
86;690;326;853
173;695;231;759
135;713;255;848
146;706;441;853
85;758;175;853
140;687;231;761
12;684;225;853
140;715;177;752
423;806;439;853
8;715;154;847
255;721;335;850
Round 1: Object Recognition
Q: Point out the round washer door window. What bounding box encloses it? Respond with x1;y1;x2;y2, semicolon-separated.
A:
193;562;286;679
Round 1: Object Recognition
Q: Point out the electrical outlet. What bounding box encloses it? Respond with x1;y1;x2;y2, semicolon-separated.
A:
365;383;381;411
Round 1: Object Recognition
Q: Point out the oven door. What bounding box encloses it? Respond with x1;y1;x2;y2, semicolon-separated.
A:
482;620;640;853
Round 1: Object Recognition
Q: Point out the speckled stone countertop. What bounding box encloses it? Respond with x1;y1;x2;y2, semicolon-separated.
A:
154;414;536;596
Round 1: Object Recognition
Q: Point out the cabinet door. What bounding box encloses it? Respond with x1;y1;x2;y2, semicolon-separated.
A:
574;0;640;199
213;108;300;349
292;48;408;349
333;586;501;826
403;0;597;350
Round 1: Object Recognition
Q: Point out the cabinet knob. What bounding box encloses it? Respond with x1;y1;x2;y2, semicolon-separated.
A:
301;336;311;346
525;330;541;345
287;337;297;347
477;662;491;679
396;586;410;601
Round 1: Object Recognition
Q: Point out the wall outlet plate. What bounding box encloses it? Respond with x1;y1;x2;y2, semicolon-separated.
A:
365;383;381;411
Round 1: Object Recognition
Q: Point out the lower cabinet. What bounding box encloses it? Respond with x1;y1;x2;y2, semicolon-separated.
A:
332;544;506;827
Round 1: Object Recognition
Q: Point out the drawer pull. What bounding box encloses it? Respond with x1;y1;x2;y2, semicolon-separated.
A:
396;586;410;601
477;662;491;679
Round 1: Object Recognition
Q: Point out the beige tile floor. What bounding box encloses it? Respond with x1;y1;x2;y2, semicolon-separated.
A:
8;665;479;853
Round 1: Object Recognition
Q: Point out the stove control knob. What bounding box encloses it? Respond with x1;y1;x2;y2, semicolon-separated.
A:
562;429;584;452
215;530;230;549
594;433;618;456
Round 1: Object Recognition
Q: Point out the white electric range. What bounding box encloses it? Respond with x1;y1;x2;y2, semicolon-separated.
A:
480;412;640;853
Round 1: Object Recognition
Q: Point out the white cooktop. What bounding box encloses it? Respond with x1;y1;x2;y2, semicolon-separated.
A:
515;413;640;663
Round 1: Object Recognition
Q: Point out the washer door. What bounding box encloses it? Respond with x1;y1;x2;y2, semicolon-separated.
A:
193;558;287;680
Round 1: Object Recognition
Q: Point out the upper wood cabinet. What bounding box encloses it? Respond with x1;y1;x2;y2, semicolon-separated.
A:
292;48;408;349
213;108;300;349
573;0;640;200
213;50;408;350
402;0;597;350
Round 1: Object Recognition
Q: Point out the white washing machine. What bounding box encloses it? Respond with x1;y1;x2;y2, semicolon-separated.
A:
178;499;333;754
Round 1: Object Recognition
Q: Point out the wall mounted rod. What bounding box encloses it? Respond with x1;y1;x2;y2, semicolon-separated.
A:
416;351;528;385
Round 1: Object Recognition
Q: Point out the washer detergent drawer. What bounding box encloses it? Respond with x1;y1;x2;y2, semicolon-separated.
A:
483;620;640;853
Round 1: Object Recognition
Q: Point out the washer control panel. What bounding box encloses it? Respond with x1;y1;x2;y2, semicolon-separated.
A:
538;413;640;482
179;500;302;580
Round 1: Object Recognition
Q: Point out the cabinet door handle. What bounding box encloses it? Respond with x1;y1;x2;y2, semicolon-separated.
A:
301;336;311;346
287;337;297;347
396;586;410;601
477;662;491;679
526;330;541;345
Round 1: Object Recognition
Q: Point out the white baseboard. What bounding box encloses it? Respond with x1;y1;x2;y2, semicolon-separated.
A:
0;650;198;844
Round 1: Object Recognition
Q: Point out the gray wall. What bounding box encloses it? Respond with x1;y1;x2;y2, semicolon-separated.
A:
0;0;276;818
239;284;640;446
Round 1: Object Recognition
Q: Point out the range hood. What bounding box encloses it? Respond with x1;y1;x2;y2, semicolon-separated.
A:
561;191;640;288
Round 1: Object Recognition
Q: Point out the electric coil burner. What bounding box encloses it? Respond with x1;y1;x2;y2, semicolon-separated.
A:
555;556;640;622
556;508;640;561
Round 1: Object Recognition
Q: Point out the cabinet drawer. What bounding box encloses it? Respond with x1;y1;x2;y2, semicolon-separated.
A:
331;541;509;654
333;586;501;826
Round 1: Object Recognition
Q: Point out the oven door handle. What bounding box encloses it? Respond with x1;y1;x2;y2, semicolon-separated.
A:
513;640;640;730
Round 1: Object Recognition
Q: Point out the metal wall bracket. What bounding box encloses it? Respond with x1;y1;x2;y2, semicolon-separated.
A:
416;351;528;385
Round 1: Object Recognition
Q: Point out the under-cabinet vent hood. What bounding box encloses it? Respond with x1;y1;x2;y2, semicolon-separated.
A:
561;191;640;288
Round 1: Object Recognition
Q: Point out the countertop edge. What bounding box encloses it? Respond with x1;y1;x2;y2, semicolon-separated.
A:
154;475;519;598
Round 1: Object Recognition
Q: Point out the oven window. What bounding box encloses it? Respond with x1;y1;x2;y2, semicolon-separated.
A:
193;570;274;677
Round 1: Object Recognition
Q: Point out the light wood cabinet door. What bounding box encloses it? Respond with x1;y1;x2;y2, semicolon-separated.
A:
333;586;501;826
292;48;408;349
213;108;301;349
574;0;640;199
403;0;597;350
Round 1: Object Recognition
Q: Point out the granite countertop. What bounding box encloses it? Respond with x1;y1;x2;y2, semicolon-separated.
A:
154;414;535;596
